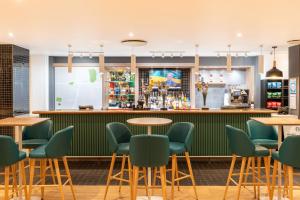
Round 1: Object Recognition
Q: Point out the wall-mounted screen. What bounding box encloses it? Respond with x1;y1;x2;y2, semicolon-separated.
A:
149;69;182;89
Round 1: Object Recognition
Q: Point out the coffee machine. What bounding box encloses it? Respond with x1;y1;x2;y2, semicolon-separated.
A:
222;89;250;109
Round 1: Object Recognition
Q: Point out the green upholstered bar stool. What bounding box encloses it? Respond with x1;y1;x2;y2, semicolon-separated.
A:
104;122;139;200
270;135;300;200
22;120;56;184
224;125;271;200
130;135;169;200
0;136;28;200
22;119;53;149
163;122;198;200
28;126;76;200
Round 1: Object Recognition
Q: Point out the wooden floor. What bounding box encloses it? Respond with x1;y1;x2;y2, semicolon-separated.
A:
2;186;300;200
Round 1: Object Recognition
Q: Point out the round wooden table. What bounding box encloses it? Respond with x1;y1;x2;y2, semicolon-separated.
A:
127;117;172;200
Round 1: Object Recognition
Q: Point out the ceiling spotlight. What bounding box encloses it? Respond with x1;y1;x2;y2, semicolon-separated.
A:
128;32;134;37
236;32;243;38
8;32;14;38
170;53;174;58
162;53;165;59
89;53;93;59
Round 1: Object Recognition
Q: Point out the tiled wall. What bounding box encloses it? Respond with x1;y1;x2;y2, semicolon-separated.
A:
0;44;29;136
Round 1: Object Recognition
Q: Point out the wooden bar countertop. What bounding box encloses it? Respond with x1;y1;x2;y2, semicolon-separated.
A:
33;109;277;115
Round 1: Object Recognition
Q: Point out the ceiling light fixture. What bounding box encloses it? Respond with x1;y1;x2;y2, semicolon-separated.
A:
99;44;105;74
236;32;243;37
128;32;134;37
8;32;14;38
194;44;200;69
266;46;283;78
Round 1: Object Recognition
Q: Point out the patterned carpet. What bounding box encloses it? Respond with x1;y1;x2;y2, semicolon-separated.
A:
1;159;299;186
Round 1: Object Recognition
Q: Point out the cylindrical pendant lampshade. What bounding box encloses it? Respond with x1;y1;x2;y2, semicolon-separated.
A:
226;54;232;71
131;54;136;74
258;55;264;74
195;54;199;69
67;53;73;73
99;54;105;74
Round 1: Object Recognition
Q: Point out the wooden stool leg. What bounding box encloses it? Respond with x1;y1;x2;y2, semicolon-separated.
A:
54;159;65;200
283;164;288;197
236;157;247;200
4;167;10;200
263;157;271;200
160;166;167;200
223;155;236;200
153;167;157;186
143;167;149;196
20;160;29;200
41;159;46;199
29;159;36;200
244;157;252;188
257;157;261;198
270;160;278;200
11;164;18;198
171;154;176;200
175;155;180;191
185;152;198;200
119;155;126;193
104;153;116;200
128;157;133;200
251;157;257;199
63;157;76;200
288;166;294;200
48;159;57;184
132;166;139;200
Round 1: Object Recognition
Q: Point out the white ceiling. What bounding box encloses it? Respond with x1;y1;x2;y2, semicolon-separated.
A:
0;0;299;56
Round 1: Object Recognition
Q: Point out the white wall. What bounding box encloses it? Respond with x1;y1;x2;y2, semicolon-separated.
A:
261;52;289;79
30;55;49;112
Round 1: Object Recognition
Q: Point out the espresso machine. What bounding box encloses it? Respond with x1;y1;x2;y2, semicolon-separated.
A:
222;89;250;109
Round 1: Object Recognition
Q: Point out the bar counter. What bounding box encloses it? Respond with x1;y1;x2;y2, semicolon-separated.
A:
33;109;276;157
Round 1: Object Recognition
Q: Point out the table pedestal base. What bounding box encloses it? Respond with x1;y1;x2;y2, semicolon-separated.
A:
137;196;163;200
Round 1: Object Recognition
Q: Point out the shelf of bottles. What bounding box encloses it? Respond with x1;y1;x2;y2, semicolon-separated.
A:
106;70;135;109
141;82;191;110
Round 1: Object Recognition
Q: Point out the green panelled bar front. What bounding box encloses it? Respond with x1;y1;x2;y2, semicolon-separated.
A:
37;111;271;157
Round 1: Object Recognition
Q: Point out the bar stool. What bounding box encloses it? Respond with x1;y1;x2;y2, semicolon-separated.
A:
245;119;278;196
270;135;300;200
130;135;169;200
22;120;56;184
104;122;134;200
224;125;271;200
28;126;76;200
0;135;28;200
163;122;198;200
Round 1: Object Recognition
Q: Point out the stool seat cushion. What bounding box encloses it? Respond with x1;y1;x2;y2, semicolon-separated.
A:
254;145;270;157
117;143;130;155
271;151;280;161
252;139;278;149
19;151;27;160
29;145;47;158
169;142;186;155
22;139;49;149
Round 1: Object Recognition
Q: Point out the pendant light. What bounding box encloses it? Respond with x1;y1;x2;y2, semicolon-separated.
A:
99;45;105;74
226;45;232;71
258;45;264;74
194;44;200;69
67;44;73;73
266;46;283;78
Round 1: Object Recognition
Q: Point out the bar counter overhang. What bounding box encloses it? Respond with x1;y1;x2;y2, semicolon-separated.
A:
33;109;276;157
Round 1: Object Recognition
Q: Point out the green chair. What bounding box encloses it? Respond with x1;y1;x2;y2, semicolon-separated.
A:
28;126;76;200
163;122;198;200
270;135;300;200
104;122;136;200
247;119;278;149
224;125;271;200
0;136;28;200
130;135;169;200
22;120;53;149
